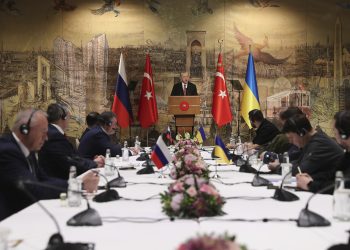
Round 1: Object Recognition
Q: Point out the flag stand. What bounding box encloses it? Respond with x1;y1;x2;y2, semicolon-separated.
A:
158;165;168;179
211;164;220;179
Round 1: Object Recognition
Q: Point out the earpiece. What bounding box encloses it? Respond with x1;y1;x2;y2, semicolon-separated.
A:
337;112;349;140
20;109;38;135
57;104;67;120
289;117;306;137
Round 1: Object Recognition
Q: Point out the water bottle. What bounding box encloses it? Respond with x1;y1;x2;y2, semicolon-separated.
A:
67;166;82;207
281;152;292;184
236;136;243;155
104;148;114;176
135;136;141;150
333;171;350;221
229;133;236;147
122;141;129;162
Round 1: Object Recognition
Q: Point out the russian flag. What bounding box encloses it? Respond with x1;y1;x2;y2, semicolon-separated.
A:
151;135;172;169
112;53;133;128
213;136;231;164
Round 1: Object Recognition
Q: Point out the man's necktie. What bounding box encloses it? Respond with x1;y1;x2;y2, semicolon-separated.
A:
183;85;187;96
26;155;36;179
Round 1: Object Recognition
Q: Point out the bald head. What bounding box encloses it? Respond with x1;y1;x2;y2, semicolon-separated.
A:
13;109;48;151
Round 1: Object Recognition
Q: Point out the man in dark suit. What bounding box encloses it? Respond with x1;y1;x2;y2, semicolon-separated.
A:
170;72;198;96
0;109;99;221
248;109;280;149
80;111;100;140
78;111;123;159
38;104;104;180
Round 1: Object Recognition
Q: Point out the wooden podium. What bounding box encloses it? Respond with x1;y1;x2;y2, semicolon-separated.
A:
168;96;200;134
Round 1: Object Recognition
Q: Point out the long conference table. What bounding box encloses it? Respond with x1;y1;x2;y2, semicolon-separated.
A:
0;148;349;250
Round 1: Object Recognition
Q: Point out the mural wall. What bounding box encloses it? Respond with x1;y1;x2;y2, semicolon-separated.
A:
1;0;350;143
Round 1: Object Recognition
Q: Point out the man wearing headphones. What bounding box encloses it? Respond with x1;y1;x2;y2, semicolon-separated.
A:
78;111;123;159
38;103;104;180
282;114;343;192
296;111;350;193
80;111;100;140
248;109;280;149
0;109;99;220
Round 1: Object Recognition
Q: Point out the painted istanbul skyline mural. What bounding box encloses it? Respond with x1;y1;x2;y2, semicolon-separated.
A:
0;0;350;142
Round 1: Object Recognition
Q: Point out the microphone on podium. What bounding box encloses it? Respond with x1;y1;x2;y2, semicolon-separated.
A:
16;179;97;250
297;184;334;227
91;170;120;203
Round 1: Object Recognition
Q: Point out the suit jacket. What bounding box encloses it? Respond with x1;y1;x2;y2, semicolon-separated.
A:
253;119;280;146
78;126;122;159
170;82;198;96
38;124;97;180
80;127;90;140
0;134;67;221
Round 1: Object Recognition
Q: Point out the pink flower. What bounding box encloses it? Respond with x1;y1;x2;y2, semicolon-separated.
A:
184;154;197;165
171;193;184;211
184;176;195;186
173;182;184;192
186;186;197;197
200;184;219;196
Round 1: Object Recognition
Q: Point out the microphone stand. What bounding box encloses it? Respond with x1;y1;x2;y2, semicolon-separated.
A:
17;180;98;249
92;170;120;203
251;162;270;187
273;169;299;202
297;184;334;227
136;153;155;175
108;164;127;188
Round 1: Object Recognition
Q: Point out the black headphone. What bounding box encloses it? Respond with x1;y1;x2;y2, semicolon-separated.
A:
336;112;349;140
288;117;307;137
97;115;112;126
20;109;38;135
57;104;67;120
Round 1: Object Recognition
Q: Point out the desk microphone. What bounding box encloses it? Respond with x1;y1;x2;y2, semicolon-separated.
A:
297;184;334;227
91;170;120;203
327;230;350;250
136;153;155;175
272;169;299;202
251;162;271;187
237;149;259;173
107;163;127;188
17;179;97;250
251;152;278;186
67;156;126;188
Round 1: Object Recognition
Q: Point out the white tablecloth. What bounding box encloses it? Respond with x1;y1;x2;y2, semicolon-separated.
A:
0;153;349;250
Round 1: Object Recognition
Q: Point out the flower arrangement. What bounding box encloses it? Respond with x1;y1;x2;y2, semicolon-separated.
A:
177;233;247;250
161;175;225;218
170;136;209;179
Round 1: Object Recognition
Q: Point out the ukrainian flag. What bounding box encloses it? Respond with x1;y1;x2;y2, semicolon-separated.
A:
213;136;231;164
241;52;261;128
195;126;206;144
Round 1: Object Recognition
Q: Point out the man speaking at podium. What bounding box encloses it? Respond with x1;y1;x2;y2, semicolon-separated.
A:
171;72;198;96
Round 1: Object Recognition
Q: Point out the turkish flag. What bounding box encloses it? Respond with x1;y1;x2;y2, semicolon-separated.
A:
211;53;233;127
137;54;158;128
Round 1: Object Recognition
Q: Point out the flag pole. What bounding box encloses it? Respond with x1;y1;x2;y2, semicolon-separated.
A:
146;127;149;147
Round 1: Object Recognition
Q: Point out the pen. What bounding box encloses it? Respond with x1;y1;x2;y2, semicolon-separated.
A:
297;167;302;174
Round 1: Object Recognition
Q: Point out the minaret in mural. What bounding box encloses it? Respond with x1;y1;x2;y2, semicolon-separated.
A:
334;17;343;111
83;34;108;113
